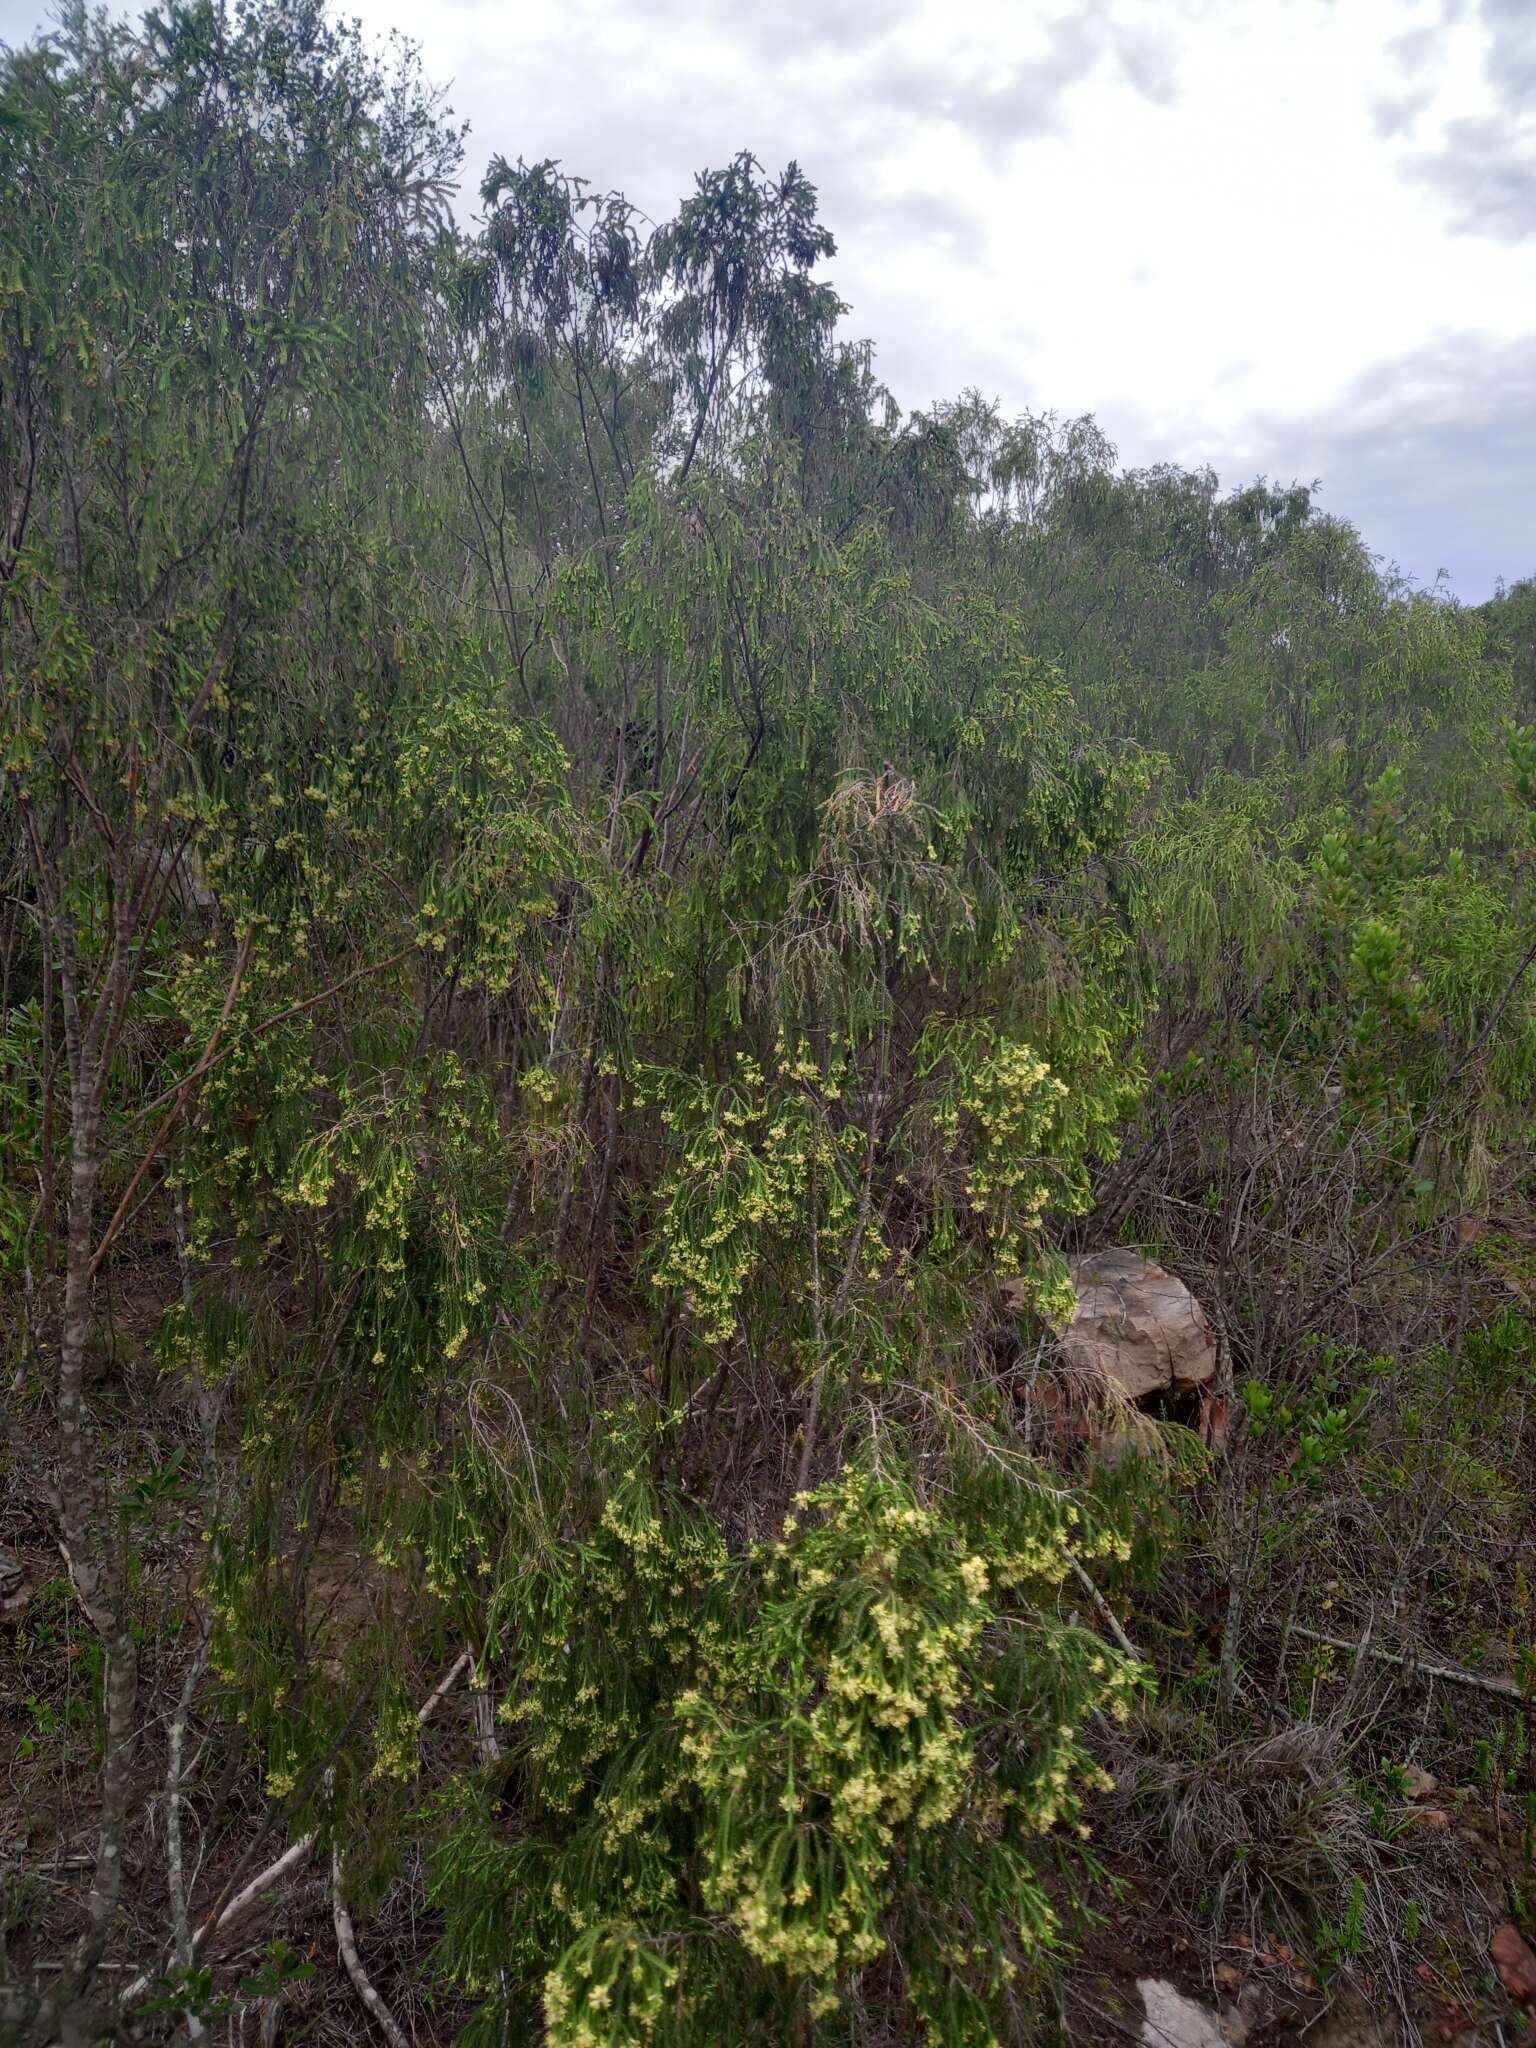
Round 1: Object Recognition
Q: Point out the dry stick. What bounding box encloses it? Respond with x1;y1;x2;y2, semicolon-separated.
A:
414;1649;474;1728
1290;1625;1530;1704
204;1836;316;1943
469;1657;503;1770
1060;1546;1143;1663
331;1850;409;2048
121;1653;472;2010
471;1687;502;1769
166;1620;215;2043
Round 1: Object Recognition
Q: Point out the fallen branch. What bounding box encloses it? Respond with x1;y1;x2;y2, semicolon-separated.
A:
417;1648;473;1729
1291;1625;1531;1704
206;1835;317;1946
121;1651;471;2010
332;1849;409;2048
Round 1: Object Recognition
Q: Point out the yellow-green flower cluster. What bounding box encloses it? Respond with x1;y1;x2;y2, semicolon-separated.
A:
665;1469;1139;2006
644;1056;865;1343
370;1691;421;1784
957;1037;1068;1264
432;1457;1144;2048
543;1927;678;2048
498;1477;726;1814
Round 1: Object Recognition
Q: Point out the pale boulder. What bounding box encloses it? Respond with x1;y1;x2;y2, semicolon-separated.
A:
1005;1248;1217;1401
1138;1979;1230;2048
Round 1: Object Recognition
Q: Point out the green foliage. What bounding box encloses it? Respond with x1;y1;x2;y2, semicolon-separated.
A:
4;2;1536;2040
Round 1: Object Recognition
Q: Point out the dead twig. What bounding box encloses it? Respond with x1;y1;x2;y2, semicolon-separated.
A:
1061;1544;1143;1662
1290;1625;1530;1705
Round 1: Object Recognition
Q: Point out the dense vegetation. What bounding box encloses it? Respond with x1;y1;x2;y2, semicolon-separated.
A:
3;5;1536;2043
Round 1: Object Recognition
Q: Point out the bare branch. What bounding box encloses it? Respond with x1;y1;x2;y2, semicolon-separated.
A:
332;1851;410;2048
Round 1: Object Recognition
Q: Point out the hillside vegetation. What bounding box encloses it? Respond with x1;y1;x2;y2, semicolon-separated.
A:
3;5;1536;2044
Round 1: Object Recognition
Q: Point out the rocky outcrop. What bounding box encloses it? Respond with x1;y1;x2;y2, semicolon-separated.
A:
1492;1922;1536;2007
1060;1249;1216;1398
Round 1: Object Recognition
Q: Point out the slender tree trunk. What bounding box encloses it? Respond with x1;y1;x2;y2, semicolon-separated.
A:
56;1077;140;1992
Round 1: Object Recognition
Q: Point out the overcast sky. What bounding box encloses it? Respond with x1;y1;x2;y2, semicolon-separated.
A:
5;0;1533;599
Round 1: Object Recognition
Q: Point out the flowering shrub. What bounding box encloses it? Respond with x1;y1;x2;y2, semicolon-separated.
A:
432;1466;1144;2046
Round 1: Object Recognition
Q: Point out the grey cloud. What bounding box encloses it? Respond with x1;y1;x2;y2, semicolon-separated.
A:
1112;21;1181;105
865;4;1180;162
1480;0;1536;98
1385;24;1441;75
1393;0;1536;240
1140;330;1536;598
1302;339;1536;596
427;5;1004;319
1404;114;1536;239
480;1;1181;266
1370;85;1433;139
846;187;989;262
854;287;1043;419
865;15;1098;155
615;0;907;62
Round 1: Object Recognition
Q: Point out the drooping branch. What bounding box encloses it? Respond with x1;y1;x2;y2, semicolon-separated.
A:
88;930;253;1279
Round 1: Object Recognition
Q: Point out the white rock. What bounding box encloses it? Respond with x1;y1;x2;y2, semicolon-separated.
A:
1138;1978;1230;2048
